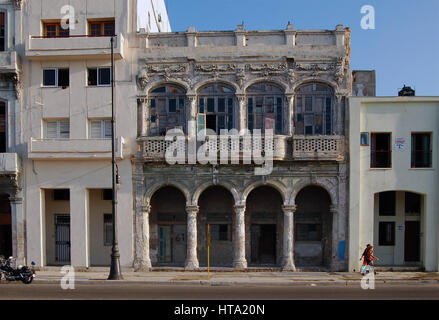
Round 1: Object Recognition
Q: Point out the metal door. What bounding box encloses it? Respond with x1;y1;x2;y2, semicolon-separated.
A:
55;214;71;262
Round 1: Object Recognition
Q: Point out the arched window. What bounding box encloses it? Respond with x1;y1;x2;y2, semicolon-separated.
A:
294;83;334;135
198;83;235;134
0;101;6;152
246;83;284;134
149;84;186;135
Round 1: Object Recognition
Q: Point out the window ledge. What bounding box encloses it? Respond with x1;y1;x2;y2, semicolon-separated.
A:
408;167;434;170
369;168;392;170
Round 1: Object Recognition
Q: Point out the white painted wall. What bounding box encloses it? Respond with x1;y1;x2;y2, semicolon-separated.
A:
137;0;171;32
349;97;439;271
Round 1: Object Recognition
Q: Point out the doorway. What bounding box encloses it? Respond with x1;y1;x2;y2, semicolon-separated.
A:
206;115;216;133
158;225;172;263
404;221;420;262
251;224;276;264
55;214;71;262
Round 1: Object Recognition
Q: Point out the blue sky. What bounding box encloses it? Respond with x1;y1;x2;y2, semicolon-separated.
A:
165;0;439;96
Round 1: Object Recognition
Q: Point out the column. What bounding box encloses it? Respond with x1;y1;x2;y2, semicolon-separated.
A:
133;204;152;271
282;205;296;271
335;94;343;135
138;98;148;136
9;194;25;265
70;187;90;267
285;94;294;136
237;95;246;132
187;95;197;123
329;204;339;271
185;205;199;269
233;205;247;269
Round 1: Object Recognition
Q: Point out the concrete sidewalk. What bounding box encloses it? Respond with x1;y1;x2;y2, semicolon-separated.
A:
30;269;439;286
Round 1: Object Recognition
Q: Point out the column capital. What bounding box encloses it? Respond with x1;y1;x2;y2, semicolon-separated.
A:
9;196;23;204
236;94;247;103
186;205;199;214
282;204;297;214
329;205;338;214
141;204;151;214
233;204;246;213
186;94;197;103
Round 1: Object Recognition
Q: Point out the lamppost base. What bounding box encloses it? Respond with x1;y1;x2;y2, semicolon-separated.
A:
108;254;123;280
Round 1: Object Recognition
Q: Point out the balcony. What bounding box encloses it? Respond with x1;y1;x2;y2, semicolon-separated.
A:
25;34;124;60
28;138;124;160
292;135;345;161
0;153;20;174
0;51;20;73
138;135;290;161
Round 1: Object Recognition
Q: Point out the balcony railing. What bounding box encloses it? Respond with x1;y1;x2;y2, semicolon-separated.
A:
139;135;289;161
139;135;345;162
292;135;345;161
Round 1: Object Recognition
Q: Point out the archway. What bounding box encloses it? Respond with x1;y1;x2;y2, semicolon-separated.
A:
294;185;332;267
0;193;11;258
246;186;283;266
149;186;187;266
197;186;234;267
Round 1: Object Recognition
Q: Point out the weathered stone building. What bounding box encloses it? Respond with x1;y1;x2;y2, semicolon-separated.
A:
133;24;352;271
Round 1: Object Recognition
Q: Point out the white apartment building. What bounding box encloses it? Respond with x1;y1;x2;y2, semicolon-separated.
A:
20;0;170;268
349;96;439;272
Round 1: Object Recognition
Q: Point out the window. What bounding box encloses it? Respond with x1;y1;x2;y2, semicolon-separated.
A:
43;22;70;38
104;214;113;246
198;83;235;134
247;83;284;134
89;119;112;139
88;68;111;86
103;189;113;201
88;20;115;36
210;224;230;241
379;191;395;216
296;223;322;241
149;84;186;135
45;120;70;139
53;189;70;201
295;83;334;135
371;133;391;168
0;102;5;152
379;222;395;246
405;192;421;214
0;12;5;51
43;69;69;87
411;133;431;168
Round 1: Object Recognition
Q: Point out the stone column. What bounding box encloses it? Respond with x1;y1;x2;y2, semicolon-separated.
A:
335;94;343;135
134;204;152;271
143;98;149;136
285;94;294;136
282;205;296;271
9;194;25;265
187;95;197;123
236;95;246;132
329;204;339;271
233;205;247;269
133;170;151;271
185;205;199;270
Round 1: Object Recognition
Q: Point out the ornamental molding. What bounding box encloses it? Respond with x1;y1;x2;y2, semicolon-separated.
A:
294;62;336;72
195;63;236;73
14;0;23;10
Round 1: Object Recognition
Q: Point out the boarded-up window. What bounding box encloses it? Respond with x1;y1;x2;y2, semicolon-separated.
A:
379;191;395;216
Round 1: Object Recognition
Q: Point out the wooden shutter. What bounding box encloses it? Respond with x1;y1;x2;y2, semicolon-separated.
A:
59;120;69;138
90;120;102;138
46;121;58;138
104;120;112;138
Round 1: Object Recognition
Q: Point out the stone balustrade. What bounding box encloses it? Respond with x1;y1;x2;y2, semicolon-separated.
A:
140;134;345;162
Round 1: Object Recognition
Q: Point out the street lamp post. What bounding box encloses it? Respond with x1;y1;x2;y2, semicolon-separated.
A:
108;36;123;280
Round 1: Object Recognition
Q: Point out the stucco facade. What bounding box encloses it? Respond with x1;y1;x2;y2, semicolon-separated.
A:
348;97;439;272
132;24;353;271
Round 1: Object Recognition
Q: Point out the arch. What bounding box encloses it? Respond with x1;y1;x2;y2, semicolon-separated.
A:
289;178;337;206
242;180;287;203
193;79;240;94
145;79;190;95
292;78;337;93
192;181;240;205
372;188;426;197
144;182;191;206
243;78;288;93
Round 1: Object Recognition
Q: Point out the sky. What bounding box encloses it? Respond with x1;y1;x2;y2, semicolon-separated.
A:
164;0;439;96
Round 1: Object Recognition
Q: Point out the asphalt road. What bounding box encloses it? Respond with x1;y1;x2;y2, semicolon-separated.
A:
0;282;438;300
